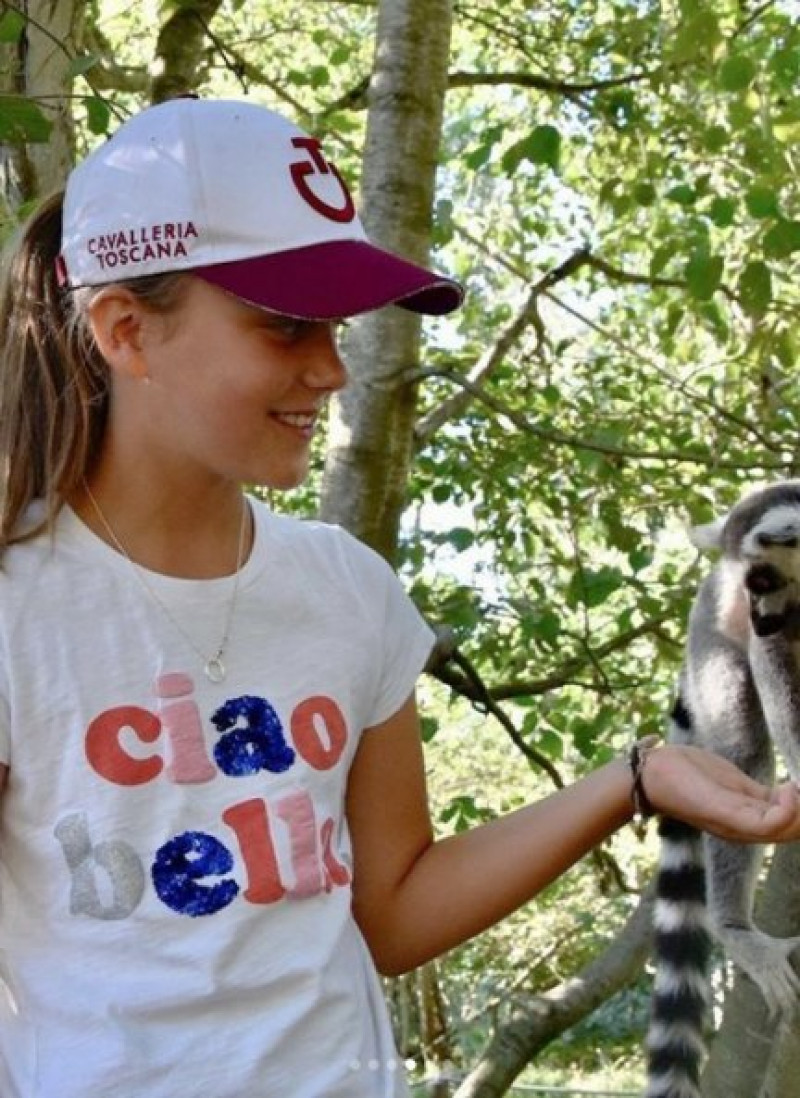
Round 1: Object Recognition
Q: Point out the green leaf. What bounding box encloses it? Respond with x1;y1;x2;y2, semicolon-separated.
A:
699;300;729;342
420;716;439;743
745;185;780;220
738;261;772;318
440;795;493;832
502;125;561;174
525;608;561;644
568;566;624;609
666;184;696;206
0;9;25;42
465;143;493;170
763;220;800;259
537;729;563;759
330;45;350;66
598;177;621;205
704;125;729;152
0;96;52;143
685;251;723;301
708;196;736;227
672;11;720;63
665;302;684;336
770;47;800;88
523;124;562;170
85;96;111;136
718;54;758;92
629;548;654;573
633;182;657;206
650;245;673;278
447;526;475;552
727;99;754;131
68;55;99;78
572;717;600;759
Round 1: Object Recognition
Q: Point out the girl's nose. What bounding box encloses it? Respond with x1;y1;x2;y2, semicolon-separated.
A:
305;325;348;392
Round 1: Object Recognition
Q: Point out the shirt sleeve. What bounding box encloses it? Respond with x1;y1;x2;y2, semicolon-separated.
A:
367;559;436;728
330;528;435;729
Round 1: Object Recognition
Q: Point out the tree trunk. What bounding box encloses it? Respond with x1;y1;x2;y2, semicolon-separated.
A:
0;0;82;206
453;890;655;1098
150;0;224;104
319;0;453;560
702;841;800;1098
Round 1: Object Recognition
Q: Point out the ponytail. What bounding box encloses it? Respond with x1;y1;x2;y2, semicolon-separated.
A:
0;192;107;552
0;194;186;556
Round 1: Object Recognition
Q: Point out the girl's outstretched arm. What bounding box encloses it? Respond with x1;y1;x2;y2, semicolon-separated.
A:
347;695;800;977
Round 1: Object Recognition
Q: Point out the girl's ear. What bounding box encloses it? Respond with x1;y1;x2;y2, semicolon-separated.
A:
86;288;152;381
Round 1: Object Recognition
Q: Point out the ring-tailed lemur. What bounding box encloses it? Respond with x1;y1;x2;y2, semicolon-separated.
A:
645;482;800;1098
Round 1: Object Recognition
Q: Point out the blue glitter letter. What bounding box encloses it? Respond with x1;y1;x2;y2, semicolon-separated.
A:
211;695;296;776
152;830;239;916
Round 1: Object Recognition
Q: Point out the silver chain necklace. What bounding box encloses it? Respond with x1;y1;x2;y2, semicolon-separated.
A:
83;484;250;684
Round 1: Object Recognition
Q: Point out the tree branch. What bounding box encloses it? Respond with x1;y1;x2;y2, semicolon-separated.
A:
321;65;661;116
448;68;659;94
453;887;655;1098
435;607;681;705
414;248;592;443
432;648;565;788
81;21;149;94
732;0;779;39
428;647;636;895
418;224;773;453
413;366;787;472
542;289;781;451
150;0;224;104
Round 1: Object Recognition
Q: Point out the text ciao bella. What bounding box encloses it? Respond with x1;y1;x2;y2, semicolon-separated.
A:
54;672;352;922
86;220;199;271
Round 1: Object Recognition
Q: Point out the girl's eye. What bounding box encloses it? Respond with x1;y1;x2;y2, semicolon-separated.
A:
262;316;348;342
254;314;346;343
264;316;310;340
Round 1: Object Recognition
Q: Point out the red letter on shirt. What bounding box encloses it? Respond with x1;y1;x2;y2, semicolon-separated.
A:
290;696;347;771
85;706;163;786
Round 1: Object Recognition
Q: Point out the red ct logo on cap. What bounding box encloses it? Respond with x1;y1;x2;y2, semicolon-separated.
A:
289;137;355;224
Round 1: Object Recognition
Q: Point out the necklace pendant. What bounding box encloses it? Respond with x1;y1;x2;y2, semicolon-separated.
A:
204;655;226;683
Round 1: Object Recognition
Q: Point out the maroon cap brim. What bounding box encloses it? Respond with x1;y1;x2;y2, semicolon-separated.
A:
190;239;463;320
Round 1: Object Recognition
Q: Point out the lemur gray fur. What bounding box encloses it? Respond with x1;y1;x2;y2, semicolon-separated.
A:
645;481;800;1098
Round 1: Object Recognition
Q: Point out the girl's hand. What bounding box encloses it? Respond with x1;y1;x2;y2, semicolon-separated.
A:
642;743;800;843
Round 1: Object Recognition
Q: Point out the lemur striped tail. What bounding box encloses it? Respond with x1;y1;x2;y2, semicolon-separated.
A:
644;815;712;1098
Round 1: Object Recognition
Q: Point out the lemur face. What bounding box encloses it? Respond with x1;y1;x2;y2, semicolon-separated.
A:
719;484;800;569
723;487;800;637
740;504;800;586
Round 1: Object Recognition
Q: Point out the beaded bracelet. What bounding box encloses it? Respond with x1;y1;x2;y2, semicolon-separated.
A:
628;735;661;821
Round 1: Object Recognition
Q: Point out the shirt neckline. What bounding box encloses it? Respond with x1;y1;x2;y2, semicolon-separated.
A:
59;495;270;596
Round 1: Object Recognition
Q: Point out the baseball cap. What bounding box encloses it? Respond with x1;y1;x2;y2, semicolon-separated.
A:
58;98;463;320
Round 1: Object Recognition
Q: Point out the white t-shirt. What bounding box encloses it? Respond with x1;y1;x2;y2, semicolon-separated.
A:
0;500;434;1098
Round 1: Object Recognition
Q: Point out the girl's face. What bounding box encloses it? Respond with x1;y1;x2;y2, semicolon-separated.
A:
121;277;348;490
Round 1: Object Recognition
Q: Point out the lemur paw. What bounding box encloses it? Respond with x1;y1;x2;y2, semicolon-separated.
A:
719;927;800;1018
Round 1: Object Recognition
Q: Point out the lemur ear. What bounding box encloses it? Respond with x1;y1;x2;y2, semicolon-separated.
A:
688;517;725;553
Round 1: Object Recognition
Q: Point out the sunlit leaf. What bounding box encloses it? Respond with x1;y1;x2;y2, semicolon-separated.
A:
738;261;772;317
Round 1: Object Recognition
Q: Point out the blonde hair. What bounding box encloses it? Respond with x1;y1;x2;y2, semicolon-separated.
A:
0;193;186;554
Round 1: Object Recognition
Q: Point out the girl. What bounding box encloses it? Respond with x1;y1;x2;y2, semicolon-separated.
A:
0;97;797;1098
